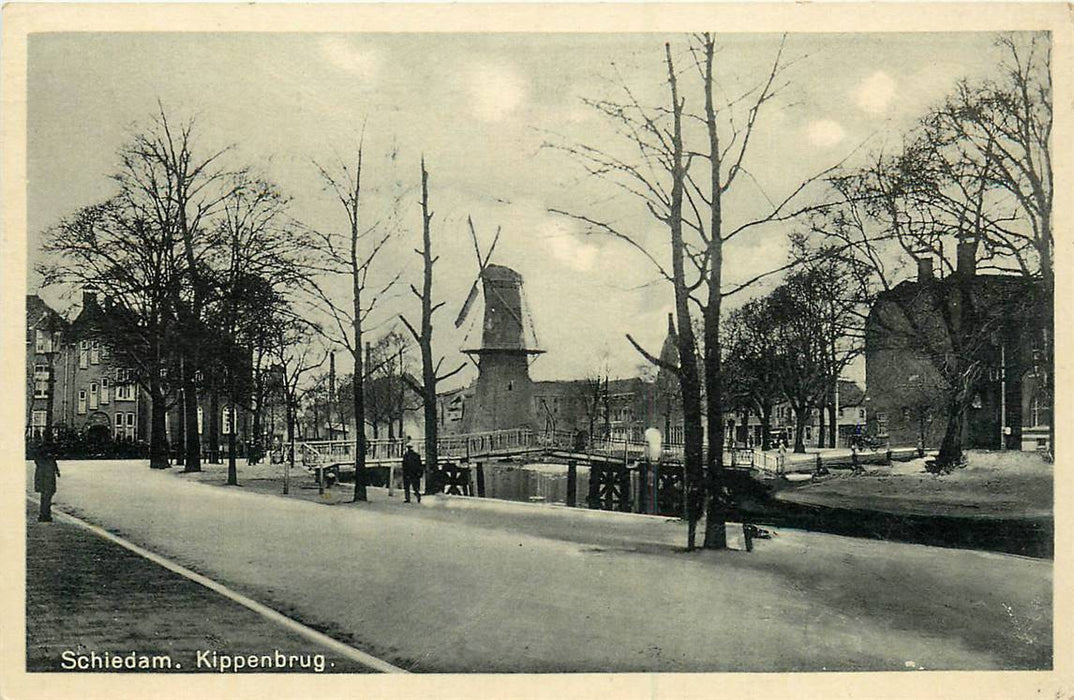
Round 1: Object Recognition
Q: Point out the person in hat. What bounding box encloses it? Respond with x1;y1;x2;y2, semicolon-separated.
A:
33;442;61;522
402;444;423;504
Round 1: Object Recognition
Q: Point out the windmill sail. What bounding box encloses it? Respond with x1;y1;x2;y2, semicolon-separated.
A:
454;280;481;328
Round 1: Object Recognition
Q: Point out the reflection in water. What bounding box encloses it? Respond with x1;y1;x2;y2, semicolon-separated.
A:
483;461;591;506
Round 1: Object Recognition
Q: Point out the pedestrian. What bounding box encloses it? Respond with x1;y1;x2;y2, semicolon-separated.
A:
33;442;61;522
777;439;787;476
402;445;423;504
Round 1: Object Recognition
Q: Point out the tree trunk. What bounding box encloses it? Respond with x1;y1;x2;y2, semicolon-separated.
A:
175;390;186;467
828;400;838;448
149;382;169;469
418;159;440;495
250;388;263;465
182;366;201;472
209;390;221;463
351;350;368;502
662;43;705;550
793;405;808;454
760;403;772;451
817;400;826;450
936;395;967;468
226;372;238;486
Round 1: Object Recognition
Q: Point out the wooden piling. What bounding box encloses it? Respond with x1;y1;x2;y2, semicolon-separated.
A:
566;460;577;507
476;462;486;497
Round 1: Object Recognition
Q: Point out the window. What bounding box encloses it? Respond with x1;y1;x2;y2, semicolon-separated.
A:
876;411;888;437
90;340;100;365
222;407;233;435
35;330;52;355
197;407;204;435
859;408;866;420
101;344;110;360
100;377;110;404
78;340;89;369
89;382;99;410
33;364;49;398
78;390;87;415
30;410;47;438
115;412;125;438
115;369;135;401
902;407;910;422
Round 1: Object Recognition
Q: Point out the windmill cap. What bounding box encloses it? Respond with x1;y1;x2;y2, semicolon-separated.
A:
482;264;523;283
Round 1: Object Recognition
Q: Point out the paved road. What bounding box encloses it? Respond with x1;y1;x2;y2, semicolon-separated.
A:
30;460;1052;672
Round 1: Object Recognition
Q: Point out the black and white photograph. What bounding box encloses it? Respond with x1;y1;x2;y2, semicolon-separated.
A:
3;3;1070;697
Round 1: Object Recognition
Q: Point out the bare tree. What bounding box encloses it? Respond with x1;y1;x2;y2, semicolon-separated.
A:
399;159;466;493
309;134;401;502
113;106;237;472
272;315;328;495
553;35;839;549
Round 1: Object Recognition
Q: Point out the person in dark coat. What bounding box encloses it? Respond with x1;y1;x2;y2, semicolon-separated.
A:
33;443;61;522
402;445;422;504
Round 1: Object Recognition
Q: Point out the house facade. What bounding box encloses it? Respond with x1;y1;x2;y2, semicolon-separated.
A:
26;290;257;460
864;245;1049;452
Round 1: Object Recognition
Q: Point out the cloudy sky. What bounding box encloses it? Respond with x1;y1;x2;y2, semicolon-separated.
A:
27;31;1015;385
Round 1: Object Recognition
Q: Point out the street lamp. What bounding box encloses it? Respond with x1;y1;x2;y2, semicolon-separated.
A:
643;427;662;515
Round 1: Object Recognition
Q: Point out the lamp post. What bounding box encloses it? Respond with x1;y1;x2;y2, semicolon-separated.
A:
644;427;662;515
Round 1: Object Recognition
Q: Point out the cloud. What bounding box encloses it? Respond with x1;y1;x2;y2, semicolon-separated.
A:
854;71;897;115
539;219;598;272
467;64;527;122
805;119;846;148
318;38;381;84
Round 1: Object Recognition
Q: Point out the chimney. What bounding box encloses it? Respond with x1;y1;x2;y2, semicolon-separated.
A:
667;312;675;335
916;257;934;284
956;239;977;277
82;287;98;308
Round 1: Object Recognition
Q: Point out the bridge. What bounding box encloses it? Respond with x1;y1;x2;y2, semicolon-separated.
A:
298;428;784;475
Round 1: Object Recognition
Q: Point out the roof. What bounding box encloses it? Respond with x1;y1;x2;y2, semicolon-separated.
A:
875;273;1043;312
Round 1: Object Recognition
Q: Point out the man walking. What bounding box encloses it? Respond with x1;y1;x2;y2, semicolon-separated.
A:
402;445;423;504
33;443;61;522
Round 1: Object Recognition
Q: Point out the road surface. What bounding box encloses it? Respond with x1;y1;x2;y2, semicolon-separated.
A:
27;460;1052;672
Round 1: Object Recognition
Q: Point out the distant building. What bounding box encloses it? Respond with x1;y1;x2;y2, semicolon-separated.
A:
864;242;1049;452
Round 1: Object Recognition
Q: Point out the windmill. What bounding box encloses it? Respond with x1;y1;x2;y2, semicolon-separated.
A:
455;217;543;359
455;217;543;432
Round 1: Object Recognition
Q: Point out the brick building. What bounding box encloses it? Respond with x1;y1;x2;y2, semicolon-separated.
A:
25;290;256;459
864;243;1049;452
25;291;149;448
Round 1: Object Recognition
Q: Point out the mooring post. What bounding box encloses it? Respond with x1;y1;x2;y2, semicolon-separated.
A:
566;459;577;507
476;461;486;498
638;459;649;514
587;460;601;509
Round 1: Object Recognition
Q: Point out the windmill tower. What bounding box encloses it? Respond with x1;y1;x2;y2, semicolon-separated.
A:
455;220;543;432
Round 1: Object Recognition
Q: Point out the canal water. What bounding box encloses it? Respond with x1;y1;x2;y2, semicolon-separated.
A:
482;461;592;506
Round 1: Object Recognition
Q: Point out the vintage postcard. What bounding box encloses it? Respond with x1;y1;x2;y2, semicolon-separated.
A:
1;3;1071;698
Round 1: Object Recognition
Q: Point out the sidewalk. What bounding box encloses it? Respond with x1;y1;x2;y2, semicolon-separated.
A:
25;502;381;673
